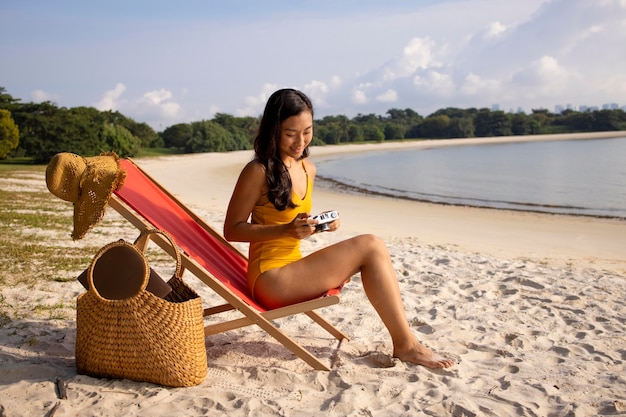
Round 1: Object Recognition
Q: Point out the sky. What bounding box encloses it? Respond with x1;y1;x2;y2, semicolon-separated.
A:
1;0;625;131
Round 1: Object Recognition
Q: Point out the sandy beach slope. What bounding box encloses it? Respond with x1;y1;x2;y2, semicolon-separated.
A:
0;132;624;416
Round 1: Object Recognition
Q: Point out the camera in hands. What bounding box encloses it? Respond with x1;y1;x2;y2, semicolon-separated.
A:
310;210;339;232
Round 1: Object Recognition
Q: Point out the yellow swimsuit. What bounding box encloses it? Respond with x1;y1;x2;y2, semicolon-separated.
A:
247;164;312;298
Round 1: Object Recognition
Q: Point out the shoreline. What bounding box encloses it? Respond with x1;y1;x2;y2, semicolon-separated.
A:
314;175;625;221
309;130;626;158
136;131;626;273
311;130;626;220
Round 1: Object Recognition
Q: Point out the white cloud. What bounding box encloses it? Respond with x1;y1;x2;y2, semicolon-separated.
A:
383;37;439;81
141;89;172;106
303;80;330;109
351;89;368;104
511;56;572;89
95;83;126;111
31;89;59;103
317;0;626;117
159;101;182;119
460;73;501;97
413;71;455;96
376;89;398;103
330;76;342;88
484;21;507;39
93;84;181;128
236;83;279;117
208;104;220;116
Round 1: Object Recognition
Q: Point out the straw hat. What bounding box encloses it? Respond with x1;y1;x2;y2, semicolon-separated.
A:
46;152;126;240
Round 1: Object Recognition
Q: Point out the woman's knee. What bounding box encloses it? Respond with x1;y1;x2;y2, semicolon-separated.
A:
355;234;388;254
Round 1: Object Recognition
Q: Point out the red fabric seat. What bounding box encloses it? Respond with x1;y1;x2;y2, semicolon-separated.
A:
114;159;340;313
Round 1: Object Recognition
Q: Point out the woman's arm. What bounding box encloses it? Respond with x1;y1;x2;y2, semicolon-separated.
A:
223;161;315;242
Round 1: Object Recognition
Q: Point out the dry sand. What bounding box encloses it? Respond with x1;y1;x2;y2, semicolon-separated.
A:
1;132;625;416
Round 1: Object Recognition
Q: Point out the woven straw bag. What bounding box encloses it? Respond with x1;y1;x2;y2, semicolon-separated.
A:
75;229;207;387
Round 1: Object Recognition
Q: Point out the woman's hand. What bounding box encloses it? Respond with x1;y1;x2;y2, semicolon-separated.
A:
326;216;340;232
308;212;341;234
287;213;317;239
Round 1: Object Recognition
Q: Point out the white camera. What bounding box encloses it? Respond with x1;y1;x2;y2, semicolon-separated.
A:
310;210;339;232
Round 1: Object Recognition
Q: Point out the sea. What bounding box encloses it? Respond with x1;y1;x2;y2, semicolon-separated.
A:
315;137;626;219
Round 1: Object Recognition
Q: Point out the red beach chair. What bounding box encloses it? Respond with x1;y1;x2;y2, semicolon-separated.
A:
109;158;348;371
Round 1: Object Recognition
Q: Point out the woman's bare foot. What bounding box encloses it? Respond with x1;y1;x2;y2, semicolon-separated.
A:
393;342;456;369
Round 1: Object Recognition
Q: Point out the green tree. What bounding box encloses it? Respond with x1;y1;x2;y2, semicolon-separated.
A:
186;120;235;153
162;123;193;148
350;113;385;142
362;124;384;142
430;107;469;119
127;121;158;147
102;123;141;157
353;113;382;124
448;117;474;138
419;115;450;138
212;113;254;150
383;123;405;140
510;113;531;135
0;109;20;159
561;111;593;132
347;124;364;142
316;115;351;144
12;103;125;163
592;109;622;131
529;109;553;134
0;87;20;107
383;108;423;139
474;109;512;137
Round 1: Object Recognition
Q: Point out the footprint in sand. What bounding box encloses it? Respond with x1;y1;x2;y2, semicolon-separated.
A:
355;352;397;368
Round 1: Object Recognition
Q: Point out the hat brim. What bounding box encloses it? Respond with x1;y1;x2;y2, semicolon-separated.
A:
71;153;126;240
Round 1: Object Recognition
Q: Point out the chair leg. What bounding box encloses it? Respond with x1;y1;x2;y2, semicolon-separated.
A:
305;311;350;341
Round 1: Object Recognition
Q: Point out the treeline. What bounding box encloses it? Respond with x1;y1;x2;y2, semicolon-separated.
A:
1;88;159;163
1;86;626;163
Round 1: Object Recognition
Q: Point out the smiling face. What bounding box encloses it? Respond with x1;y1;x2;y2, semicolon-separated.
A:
278;111;313;162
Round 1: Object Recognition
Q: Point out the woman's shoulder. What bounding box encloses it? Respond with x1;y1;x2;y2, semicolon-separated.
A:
236;159;267;187
303;158;316;177
242;159;266;175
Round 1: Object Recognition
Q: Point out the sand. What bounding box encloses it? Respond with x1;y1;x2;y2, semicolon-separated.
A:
1;132;625;416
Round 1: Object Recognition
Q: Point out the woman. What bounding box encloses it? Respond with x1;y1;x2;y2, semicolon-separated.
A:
224;88;454;369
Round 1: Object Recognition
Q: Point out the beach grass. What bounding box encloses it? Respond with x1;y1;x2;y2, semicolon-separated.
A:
0;166;107;323
0;166;99;287
0;164;181;323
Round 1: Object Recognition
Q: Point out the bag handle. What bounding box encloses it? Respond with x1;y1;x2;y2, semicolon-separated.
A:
134;229;183;280
87;240;150;301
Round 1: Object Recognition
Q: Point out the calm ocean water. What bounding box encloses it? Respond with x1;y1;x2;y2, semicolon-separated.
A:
315;137;626;219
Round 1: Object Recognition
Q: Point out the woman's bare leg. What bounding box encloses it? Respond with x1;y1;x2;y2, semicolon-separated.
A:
254;234;455;369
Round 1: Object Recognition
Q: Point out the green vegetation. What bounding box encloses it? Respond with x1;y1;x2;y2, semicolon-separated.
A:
0;169;97;288
0;165;184;324
0;108;20;158
2;86;626;164
0;166;100;323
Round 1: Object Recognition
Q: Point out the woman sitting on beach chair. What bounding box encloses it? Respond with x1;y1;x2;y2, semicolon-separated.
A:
224;88;454;369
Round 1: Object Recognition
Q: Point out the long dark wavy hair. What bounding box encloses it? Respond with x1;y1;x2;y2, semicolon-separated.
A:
254;88;314;211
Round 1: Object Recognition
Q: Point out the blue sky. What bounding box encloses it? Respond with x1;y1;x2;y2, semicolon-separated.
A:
1;0;625;130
